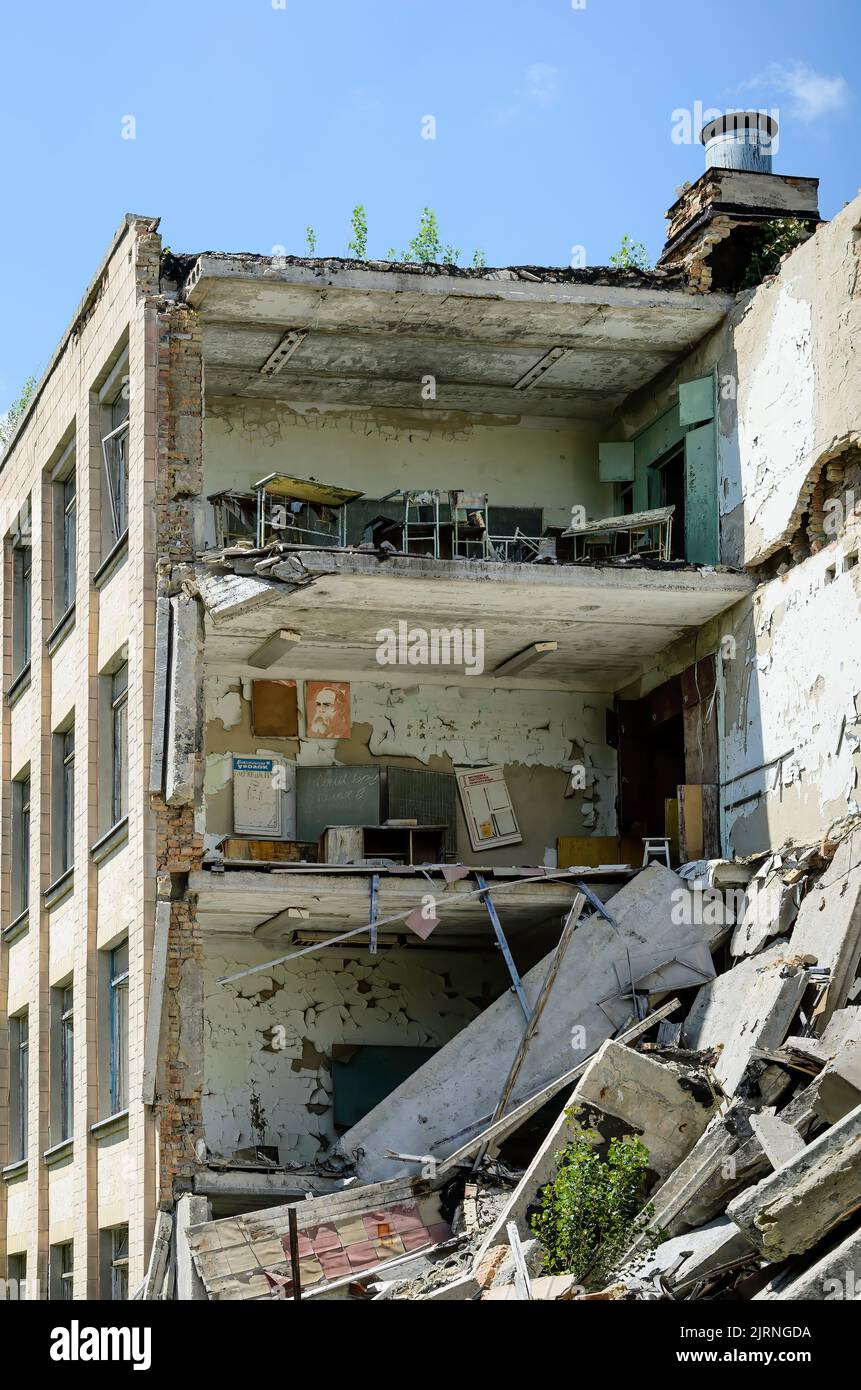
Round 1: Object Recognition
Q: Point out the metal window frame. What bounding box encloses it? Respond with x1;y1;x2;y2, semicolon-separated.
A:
111;664;128;826
12;775;30;917
60;985;74;1142
62;471;77;613
12;1012;29;1160
12;540;32;670
61;729;75;875
100;420;129;543
110;1226;129;1301
109;945;129;1115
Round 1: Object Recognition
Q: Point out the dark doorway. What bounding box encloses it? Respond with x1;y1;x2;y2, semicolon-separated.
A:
651;443;686;560
618;677;686;845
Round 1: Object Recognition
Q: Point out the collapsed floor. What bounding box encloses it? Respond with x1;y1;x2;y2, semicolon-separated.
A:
147;820;861;1302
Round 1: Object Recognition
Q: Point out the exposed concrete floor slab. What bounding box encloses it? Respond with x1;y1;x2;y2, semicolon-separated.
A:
195;558;753;692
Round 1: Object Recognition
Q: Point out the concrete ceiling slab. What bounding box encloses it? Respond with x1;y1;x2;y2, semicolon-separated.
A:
184;258;732;421
196;553;752;692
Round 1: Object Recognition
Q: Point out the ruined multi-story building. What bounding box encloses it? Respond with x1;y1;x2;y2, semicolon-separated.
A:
1;116;859;1299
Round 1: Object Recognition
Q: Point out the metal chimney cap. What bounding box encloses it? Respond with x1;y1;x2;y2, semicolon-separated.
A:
700;110;778;145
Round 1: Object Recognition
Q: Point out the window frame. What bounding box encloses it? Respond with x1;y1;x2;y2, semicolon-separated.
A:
109;942;129;1116
7;1253;27;1301
109;1226;129;1301
62;470;77;613
12;537;32;675
60;985;74;1142
111;663;128;827
100;381;129;551
50;1241;74;1302
52;726;75;878
10;1012;29;1161
11;775;31;918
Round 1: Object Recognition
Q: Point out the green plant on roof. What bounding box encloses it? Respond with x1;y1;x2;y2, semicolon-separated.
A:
305;226;317;255
347;204;368;260
402;207;459;265
609;235;650;271
0;376;37;452
741;217;809;289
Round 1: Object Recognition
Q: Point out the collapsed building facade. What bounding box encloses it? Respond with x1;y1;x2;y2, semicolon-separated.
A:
1;115;860;1301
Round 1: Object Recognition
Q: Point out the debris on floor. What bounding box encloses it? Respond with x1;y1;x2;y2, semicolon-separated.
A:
179;821;861;1301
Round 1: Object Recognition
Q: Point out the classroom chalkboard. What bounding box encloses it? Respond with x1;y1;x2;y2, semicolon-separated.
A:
388;766;458;855
296;766;382;843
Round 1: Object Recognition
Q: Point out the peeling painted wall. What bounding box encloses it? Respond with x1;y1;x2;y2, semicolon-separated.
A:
607;192;861;853
202;939;507;1164
729;286;815;564
204;676;618;860
721;536;861;854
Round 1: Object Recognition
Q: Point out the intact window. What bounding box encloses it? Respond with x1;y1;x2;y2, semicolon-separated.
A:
11;775;31;918
111;663;128;826
60;985;74;1141
12;538;32;674
60;470;77;612
50;1242;73;1301
10;1012;29;1161
109;942;129;1115
53;727;75;877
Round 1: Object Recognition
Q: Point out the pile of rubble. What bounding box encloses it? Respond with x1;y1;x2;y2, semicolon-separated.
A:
182;823;861;1302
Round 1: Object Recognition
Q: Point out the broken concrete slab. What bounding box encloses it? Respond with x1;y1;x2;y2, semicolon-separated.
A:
483;1272;582;1301
814;1039;861;1125
731;864;799;958
627;1216;753;1292
753;1221;861;1300
727;1100;861;1261
337;866;715;1182
682;939;806;1094
176;1194;210;1301
627;1081;823;1254
790;828;861;1024
421;1272;480;1301
748;1110;806;1169
473;1035;718;1268
569;1038;716;1176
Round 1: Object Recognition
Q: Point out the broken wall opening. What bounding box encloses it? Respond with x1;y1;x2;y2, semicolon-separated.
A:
202;933;530;1167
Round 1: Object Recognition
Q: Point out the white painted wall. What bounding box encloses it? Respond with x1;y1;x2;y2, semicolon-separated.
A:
201;397;612;544
722;537;861;854
730;285;814;561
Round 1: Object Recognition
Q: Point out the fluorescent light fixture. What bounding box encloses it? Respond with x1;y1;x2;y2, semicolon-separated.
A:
494;641;558;676
260;330;308;377
513;346;570;391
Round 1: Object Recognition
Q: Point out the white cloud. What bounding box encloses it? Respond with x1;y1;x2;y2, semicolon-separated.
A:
746;62;849;123
526;63;560;106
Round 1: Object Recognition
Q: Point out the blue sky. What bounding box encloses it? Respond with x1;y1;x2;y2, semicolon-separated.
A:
0;0;856;410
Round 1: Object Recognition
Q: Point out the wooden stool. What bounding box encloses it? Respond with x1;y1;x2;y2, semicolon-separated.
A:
642;837;671;869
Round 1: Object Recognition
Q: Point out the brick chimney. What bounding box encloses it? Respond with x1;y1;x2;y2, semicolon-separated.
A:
658;112;821;291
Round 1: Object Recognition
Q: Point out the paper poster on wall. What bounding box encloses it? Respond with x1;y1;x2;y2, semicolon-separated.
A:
233;755;286;837
455;765;522;852
305;681;351;739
